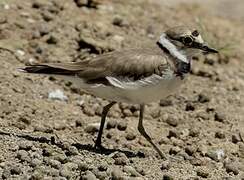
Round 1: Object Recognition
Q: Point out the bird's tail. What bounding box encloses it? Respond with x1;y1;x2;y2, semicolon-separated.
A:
18;62;84;75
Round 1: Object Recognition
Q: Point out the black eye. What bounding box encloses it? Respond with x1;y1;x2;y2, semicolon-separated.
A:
192;30;199;37
183;36;193;45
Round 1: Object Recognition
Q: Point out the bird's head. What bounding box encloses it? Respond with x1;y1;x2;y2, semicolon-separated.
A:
163;26;218;59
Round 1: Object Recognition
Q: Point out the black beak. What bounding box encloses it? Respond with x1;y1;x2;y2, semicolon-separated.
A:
201;44;218;54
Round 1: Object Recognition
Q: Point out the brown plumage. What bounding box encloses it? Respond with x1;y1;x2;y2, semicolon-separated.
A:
21;47;174;81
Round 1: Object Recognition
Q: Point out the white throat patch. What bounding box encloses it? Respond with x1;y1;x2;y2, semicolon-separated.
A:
159;33;189;64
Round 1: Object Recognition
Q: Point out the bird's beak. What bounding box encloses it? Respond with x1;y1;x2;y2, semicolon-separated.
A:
200;43;218;54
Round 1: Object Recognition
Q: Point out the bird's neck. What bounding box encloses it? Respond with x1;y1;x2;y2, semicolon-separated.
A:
158;33;189;64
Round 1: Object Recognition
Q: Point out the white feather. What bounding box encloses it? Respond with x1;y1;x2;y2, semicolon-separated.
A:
158;33;189;63
59;70;185;104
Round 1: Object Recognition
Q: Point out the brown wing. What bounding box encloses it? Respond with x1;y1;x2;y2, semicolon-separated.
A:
21;48;171;80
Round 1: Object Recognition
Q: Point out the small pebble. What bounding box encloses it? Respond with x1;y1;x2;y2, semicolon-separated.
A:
185;102;195;111
31;158;43;167
196;167;209;178
53;153;67;164
60;168;72;178
82;170;97;180
163;174;174;180
18;141;33;150
185;146;196;156
166;115;178;127
38;24;50;36
206;149;225;161
2;169;10;179
189;128;200;137
46;35;59;44
48;89;68;101
49;159;61;169
215;131;225;139
42;11;54;21
111;167;124;179
85;123;100;134
224;162;239;175
123;166;141;177
98;162;108;172
10;165;21;175
159;99;173;106
167;129;180;139
169;146;181;155
63;162;78;171
17;150;31;162
95;171;107;180
214;111;226;122
112;16;128;27
113;152;129;165
106;119;117;129
117;121;127;131
232;134;241;144
161;161;171;170
125;131;136;141
77;162;89;171
198;93;210;103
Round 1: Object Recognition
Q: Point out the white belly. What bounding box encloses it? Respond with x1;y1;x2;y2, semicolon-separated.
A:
64;74;185;104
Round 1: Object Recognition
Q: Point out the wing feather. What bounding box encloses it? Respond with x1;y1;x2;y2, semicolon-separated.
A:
22;48;172;81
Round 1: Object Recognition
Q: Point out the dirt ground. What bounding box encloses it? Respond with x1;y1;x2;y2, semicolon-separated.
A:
0;0;244;179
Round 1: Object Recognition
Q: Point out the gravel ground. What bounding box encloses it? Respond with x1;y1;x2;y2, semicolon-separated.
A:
0;0;244;179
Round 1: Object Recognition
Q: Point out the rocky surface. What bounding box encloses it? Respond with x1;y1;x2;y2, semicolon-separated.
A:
0;0;244;179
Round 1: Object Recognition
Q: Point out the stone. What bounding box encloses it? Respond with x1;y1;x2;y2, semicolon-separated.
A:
206;149;225;161
185;102;195;111
48;159;61;169
46;35;59;44
125;131;136;141
166;116;178;127
31;158;43;167
117;121;127;131
196;167;209;178
232;134;241;144
18;141;33;150
78;162;90;171
159;99;173;107
111;167;124;179
167;129;180;139
163;174;174;180
198;93;210;103
82;171;97;180
224;162;239;175
85;123;100;134
113;152;129;165
161;161;171;170
97;162;108;172
169;146;181;155
17;150;31;162
215;131;225;139
123;166;141;177
214;111;226;122
106;119;117;129
185;146;196;156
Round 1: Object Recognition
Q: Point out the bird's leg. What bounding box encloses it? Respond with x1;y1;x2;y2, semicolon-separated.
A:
94;101;116;149
137;104;166;159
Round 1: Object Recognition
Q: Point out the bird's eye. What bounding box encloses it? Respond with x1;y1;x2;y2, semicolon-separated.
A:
192;30;199;37
183;36;193;45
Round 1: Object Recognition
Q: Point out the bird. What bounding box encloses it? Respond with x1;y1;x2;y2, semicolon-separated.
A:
20;26;218;159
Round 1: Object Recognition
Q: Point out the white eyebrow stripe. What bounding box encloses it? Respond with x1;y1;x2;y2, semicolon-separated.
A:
158;33;189;64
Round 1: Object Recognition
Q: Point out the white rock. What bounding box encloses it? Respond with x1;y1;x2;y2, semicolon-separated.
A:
113;35;124;43
16;49;25;56
216;149;225;160
48;89;68;101
4;4;10;10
